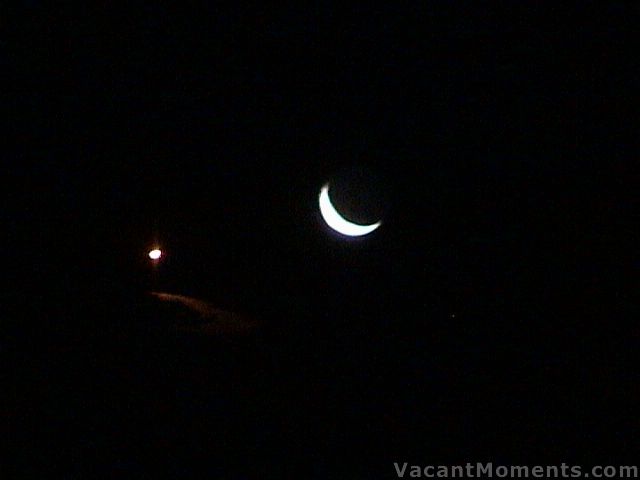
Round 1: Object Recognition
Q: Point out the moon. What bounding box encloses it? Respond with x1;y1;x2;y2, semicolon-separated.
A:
148;249;162;260
318;183;381;237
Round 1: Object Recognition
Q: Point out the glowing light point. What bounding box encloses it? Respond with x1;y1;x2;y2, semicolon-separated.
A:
148;249;162;260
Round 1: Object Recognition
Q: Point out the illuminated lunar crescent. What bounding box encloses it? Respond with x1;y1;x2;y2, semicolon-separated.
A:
318;183;381;237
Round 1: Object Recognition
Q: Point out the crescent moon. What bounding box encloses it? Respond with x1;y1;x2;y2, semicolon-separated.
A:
318;183;381;237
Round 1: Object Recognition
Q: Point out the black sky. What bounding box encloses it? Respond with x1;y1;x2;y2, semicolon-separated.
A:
4;3;638;477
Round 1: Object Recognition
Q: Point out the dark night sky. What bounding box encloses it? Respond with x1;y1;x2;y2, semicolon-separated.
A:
4;3;638;477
